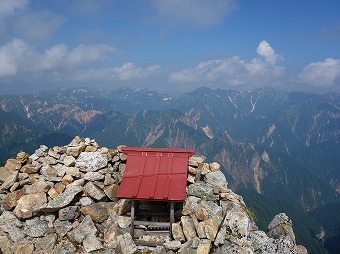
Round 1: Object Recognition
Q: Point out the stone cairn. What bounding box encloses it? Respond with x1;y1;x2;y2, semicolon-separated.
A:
0;136;307;254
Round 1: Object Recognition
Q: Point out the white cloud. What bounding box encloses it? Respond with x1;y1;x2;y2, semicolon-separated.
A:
298;58;340;87
0;38;118;77
66;44;118;66
0;38;29;77
256;40;280;65
169;40;285;87
73;62;161;81
0;0;28;18
150;0;237;28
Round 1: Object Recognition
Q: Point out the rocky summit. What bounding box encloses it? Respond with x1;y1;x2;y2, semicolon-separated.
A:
0;136;307;254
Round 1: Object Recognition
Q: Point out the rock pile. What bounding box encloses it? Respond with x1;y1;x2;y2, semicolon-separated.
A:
0;136;306;254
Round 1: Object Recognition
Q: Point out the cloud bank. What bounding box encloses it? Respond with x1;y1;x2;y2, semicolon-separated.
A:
298;58;340;87
73;62;160;81
169;40;285;88
0;39;118;77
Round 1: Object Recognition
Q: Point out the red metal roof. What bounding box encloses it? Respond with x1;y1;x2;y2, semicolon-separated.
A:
116;147;195;201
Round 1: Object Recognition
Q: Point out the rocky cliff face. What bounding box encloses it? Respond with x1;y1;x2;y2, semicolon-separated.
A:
0;137;307;253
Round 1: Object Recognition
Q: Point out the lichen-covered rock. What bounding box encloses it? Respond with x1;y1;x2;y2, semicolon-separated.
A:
204;170;227;188
58;205;80;220
24;217;49;237
43;185;82;212
267;213;296;244
75;152;108;172
0;211;25;242
187;182;217;201
249;230;297;254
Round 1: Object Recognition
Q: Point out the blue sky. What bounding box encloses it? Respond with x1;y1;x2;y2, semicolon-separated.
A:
0;0;339;95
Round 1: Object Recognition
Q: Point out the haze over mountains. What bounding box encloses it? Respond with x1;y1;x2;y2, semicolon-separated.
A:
0;86;339;253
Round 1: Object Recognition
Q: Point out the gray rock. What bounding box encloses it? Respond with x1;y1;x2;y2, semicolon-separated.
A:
197;239;212;254
211;239;253;254
197;200;223;219
187;182;218;201
249;230;297;254
117;215;131;228
38;156;58;165
67;215;97;244
204;170;227;188
35;148;46;157
0;211;25;242
65;166;81;177
80;196;93;206
66;145;84;157
24;217;48;237
75;152;108;172
214;205;250;246
117;233;137;254
58;206;80;220
41;165;58;177
68;136;82;147
83;234;104;252
30;153;39;161
84;171;105;181
189;156;205;165
41;214;56;227
182;196;201;215
63;156;76;167
35;233;58;251
267;213;296;244
179;238;199;254
51;240;76;254
102;222;122;247
48;149;61;159
219;191;246;207
43;185;82;212
103;183;119;201
13;241;35;254
54;164;67;177
53;220;73;237
84;181;106;200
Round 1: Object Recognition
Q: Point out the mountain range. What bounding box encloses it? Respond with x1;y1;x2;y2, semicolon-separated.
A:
0;86;339;253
